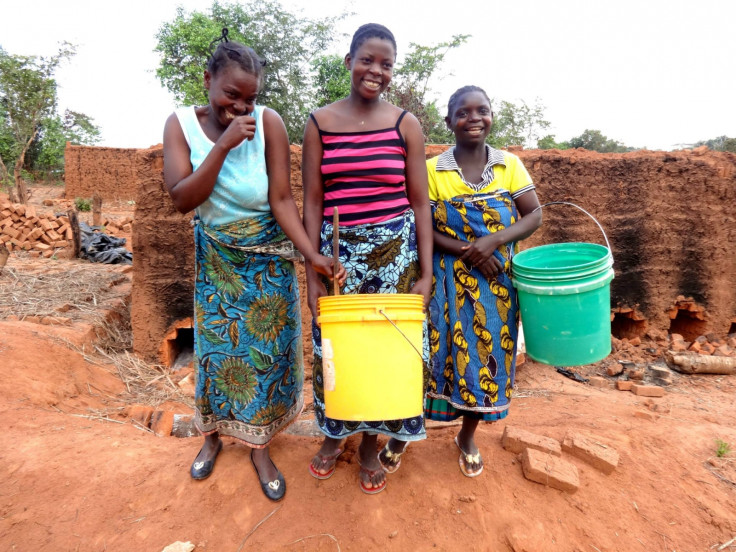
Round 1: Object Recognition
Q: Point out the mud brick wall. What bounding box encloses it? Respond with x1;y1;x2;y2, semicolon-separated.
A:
64;143;140;200
131;146;195;363
517;148;736;335
130;144;736;360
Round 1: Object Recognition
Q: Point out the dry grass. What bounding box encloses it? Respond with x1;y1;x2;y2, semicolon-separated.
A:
0;261;129;325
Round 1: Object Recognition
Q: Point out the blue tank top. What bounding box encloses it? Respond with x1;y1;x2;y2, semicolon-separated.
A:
175;105;269;226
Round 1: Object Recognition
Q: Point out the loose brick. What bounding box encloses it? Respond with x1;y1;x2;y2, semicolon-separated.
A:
634;410;658;421
502;426;562;456
122;223;132;233
40;233;54;245
631;384;665;397
46;230;61;241
150;410;175;437
616;380;634;391
629;369;645;380
42;199;54;206
606;363;624;376
28;227;43;240
53;240;69;248
629;336;642;347
125;404;154;427
521;448;579;493
34;243;52;251
2;226;20;239
42;249;54;258
562;430;619;474
588;376;609;388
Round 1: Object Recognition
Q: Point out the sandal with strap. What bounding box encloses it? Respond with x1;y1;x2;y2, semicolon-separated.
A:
356;452;387;495
454;436;484;478
308;443;345;480
378;441;408;474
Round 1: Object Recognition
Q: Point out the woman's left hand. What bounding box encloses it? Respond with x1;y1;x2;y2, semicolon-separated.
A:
460;235;502;266
409;275;432;309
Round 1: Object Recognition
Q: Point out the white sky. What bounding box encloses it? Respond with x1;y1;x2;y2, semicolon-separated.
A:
2;0;734;150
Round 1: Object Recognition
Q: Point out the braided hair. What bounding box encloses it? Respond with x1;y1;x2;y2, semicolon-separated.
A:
447;85;492;119
207;28;266;79
349;23;397;58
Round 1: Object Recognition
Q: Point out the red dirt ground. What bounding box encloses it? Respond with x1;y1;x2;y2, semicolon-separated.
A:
1;187;736;552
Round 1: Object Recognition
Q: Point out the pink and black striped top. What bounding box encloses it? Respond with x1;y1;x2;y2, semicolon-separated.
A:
311;111;411;226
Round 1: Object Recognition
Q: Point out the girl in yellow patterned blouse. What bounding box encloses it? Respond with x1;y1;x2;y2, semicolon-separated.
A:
424;86;542;477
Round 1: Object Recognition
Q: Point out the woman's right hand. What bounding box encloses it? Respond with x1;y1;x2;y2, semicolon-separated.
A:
217;114;257;151
307;278;328;320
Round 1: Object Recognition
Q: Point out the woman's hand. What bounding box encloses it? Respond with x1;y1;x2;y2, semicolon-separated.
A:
307;254;347;287
307;278;328;320
217;114;257;151
460;235;505;278
409;275;432;309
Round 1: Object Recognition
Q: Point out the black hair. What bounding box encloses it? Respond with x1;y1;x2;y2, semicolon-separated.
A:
207;28;266;79
349;23;397;58
447;85;492;119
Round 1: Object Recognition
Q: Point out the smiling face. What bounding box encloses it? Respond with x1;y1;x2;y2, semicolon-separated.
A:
345;37;395;100
446;91;493;146
204;63;260;128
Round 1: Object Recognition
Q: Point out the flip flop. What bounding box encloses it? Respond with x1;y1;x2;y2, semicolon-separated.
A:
454;436;484;478
378;441;408;474
308;444;345;480
357;452;387;495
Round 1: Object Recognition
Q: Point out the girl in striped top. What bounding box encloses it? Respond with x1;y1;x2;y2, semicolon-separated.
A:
302;23;433;494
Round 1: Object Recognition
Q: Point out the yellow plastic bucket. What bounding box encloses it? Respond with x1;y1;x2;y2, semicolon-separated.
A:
317;294;425;421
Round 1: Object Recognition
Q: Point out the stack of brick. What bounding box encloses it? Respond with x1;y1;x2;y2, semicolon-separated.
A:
101;216;134;236
0;201;73;257
671;332;736;358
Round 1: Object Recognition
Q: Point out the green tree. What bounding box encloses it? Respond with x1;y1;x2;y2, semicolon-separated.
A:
386;35;469;142
0;42;76;202
487;98;551;149
568;129;633;153
26;109;101;178
692;135;736;153
154;0;345;143
537;134;569;150
311;54;350;108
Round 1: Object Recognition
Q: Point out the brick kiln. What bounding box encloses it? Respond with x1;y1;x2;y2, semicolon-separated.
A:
124;144;736;366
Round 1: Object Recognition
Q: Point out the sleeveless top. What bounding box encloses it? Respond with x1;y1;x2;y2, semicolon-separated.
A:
175;105;269;227
311;110;412;226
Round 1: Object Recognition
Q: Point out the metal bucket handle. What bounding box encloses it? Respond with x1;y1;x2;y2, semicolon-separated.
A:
378;309;425;361
531;201;613;262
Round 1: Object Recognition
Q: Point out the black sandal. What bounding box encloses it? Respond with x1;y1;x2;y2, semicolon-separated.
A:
190;439;223;480
250;449;286;501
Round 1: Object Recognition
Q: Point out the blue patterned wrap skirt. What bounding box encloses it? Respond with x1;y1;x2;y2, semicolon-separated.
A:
426;191;520;422
193;213;303;447
311;210;428;441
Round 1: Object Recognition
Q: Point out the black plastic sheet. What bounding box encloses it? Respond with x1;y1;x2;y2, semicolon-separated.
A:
79;222;132;265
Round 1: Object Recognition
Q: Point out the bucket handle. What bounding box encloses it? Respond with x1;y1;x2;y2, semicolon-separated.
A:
531;201;613;261
378;309;425;362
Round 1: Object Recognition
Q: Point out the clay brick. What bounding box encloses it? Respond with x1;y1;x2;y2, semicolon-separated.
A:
502;426;562;456
630;384;665;397
42;249;54;258
28;227;43;240
688;341;702;353
606;364;624;376
53;240;69;248
42;199;54;206
122;223;132;233
629;336;642;347
107;224;120;234
34;243;52;251
40;316;72;326
648;365;673;379
629;369;645;380
46;230;61;241
125;404;154;427
713;345;733;357
588;376;609;388
39;219;53;231
671;340;689;352
2;226;20;239
700;343;716;355
57;223;70;235
28;250;41;258
561;430;619;474
57;216;69;225
0;217;13;228
150;410;175;437
521;448;579;493
14;204;26;216
40;233;54;245
25;205;36;218
616;380;633;391
65;227;73;240
634;410;658;421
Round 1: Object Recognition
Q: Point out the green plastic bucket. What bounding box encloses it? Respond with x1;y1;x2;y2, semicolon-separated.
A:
512;203;614;366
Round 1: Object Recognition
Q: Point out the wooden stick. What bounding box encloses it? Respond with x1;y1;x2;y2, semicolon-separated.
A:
0;243;9;275
332;207;340;295
92;193;102;227
67;209;81;258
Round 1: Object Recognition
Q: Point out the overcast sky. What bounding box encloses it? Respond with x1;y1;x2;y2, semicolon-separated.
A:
2;0;734;150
